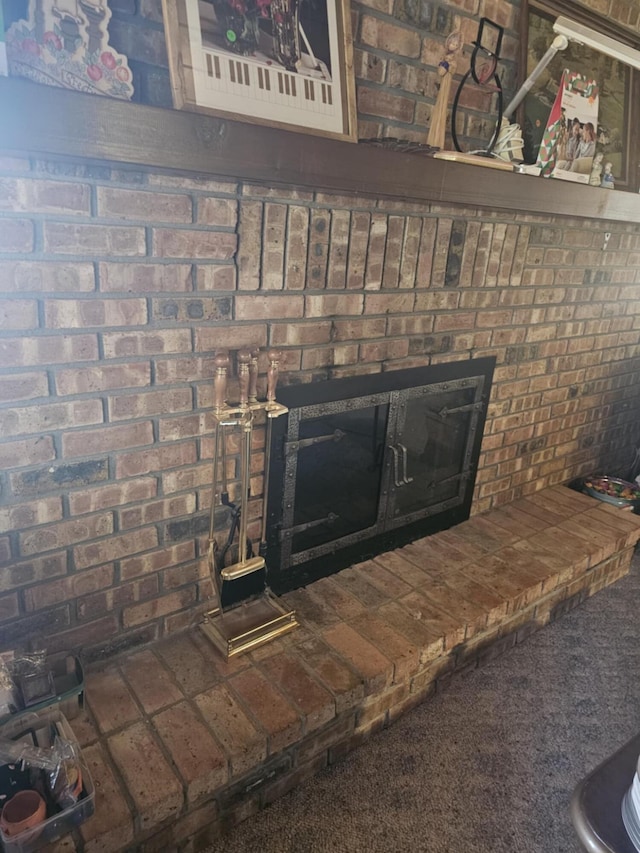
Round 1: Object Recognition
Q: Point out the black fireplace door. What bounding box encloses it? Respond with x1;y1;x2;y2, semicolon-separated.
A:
266;358;494;592
386;382;480;525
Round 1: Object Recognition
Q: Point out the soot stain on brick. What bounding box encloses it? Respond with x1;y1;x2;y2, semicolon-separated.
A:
215;297;232;319
409;334;453;355
583;269;611;285
434;6;452;33
529;226;560;245
0;605;70;646
396;0;433;28
505;344;539;365
13;460;109;496
83;625;160;664
517;437;546;456
444;221;466;287
165;513;212;542
444;254;461;287
161;300;179;319
187;300;204;319
157;298;230;322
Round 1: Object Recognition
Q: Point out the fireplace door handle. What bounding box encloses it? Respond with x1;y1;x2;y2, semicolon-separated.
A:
389;445;403;487
397;444;414;484
285;429;345;455
279;512;339;540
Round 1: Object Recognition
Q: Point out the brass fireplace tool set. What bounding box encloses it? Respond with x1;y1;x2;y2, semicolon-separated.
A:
200;348;298;658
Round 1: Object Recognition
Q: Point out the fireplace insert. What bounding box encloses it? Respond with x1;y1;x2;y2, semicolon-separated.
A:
266;357;495;592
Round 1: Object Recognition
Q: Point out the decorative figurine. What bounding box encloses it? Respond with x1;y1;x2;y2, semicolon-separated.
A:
427;30;463;150
601;162;615;189
450;17;505;156
589;152;604;186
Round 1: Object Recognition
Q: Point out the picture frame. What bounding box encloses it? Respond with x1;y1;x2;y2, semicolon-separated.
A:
161;0;357;142
518;0;640;192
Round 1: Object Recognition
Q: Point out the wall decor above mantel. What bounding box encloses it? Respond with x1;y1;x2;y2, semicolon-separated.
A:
161;0;357;142
4;0;133;100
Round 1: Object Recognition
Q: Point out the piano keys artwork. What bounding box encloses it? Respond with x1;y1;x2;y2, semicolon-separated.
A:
162;0;357;141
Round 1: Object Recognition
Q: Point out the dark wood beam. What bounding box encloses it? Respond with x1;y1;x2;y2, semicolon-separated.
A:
1;77;639;224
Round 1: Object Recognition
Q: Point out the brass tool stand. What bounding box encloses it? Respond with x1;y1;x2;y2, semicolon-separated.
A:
200;349;298;659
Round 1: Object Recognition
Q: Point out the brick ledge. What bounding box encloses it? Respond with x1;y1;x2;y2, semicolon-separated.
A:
51;487;640;852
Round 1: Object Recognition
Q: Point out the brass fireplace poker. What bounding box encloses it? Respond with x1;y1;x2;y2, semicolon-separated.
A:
201;348;298;659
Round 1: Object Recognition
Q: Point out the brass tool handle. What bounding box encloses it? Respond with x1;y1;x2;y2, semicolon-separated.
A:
267;349;281;403
213;351;229;413
248;348;259;403
237;349;251;408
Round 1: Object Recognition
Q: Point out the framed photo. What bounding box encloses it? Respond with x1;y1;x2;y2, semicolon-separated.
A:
519;0;640;191
161;0;357;142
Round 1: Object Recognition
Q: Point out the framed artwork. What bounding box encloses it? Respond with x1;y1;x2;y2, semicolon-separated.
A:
161;0;357;142
519;0;640;192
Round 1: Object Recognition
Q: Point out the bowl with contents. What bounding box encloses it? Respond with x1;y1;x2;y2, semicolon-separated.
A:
583;476;640;508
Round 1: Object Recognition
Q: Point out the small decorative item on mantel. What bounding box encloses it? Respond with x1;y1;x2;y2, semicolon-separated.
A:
427;30;463;151
432;18;514;172
4;0;134;100
589;152;604;186
601;161;615;189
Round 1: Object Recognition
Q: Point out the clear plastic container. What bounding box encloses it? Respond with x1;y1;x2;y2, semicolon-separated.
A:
0;655;84;726
0;709;94;853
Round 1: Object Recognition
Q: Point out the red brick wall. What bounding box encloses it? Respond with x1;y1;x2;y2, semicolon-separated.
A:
0;153;639;658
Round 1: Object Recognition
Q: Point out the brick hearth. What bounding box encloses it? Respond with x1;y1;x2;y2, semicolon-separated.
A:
55;486;640;852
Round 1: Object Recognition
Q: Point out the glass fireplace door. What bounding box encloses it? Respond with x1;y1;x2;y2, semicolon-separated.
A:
386;378;486;528
279;394;391;570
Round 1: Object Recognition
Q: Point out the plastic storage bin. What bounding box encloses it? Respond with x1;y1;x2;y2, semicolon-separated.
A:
0;708;94;853
0;654;84;726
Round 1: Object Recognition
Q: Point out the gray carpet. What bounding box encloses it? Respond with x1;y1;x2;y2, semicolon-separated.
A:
204;549;640;853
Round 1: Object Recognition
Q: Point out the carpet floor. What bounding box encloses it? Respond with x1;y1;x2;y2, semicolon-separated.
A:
203;548;640;853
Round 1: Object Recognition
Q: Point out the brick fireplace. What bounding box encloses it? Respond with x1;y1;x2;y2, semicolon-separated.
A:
2;0;640;846
0;0;639;675
1;155;640;659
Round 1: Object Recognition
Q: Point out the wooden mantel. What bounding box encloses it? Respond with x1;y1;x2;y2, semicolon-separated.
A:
2;77;640;224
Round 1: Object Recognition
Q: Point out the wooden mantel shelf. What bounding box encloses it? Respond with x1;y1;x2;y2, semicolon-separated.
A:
2;77;640;224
